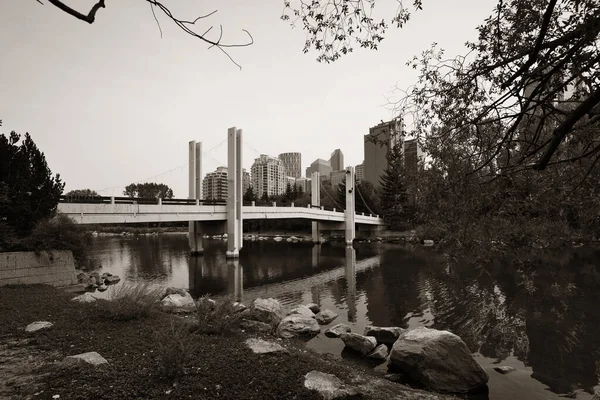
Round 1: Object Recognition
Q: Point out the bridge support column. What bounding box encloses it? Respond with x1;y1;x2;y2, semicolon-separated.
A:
189;140;203;255
311;172;321;243
345;167;355;245
226;127;243;258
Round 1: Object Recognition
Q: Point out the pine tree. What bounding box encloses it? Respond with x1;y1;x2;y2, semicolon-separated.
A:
243;186;256;202
379;140;409;230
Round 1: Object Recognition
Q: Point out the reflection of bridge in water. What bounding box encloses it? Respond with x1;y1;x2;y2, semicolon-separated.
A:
188;245;373;316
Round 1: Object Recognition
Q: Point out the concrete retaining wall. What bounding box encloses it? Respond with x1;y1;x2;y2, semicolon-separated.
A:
0;251;78;287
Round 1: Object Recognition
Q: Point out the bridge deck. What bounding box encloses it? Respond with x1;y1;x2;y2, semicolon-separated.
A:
57;202;384;225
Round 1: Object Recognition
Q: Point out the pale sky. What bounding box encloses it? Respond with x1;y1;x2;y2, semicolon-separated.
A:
1;0;496;197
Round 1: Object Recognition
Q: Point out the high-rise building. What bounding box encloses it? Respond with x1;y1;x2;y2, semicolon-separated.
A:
251;154;286;197
364;119;404;188
329;149;344;172
295;177;311;195
286;176;296;188
403;139;424;174
202;166;228;201
306;158;332;179
330;170;346;189
242;169;251;194
355;163;364;183
278;152;302;179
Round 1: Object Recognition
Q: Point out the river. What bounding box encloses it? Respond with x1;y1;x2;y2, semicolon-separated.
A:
88;234;600;400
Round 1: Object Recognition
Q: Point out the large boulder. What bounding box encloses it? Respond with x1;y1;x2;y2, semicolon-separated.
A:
163;287;188;298
250;298;285;326
288;305;316;319
277;315;320;338
304;371;361;400
324;323;352;338
341;333;377;356
364;326;405;346
388;327;488;393
315;309;338;325
161;292;196;313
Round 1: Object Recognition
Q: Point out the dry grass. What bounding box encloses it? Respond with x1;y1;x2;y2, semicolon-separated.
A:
153;319;198;380
100;283;163;321
191;295;244;335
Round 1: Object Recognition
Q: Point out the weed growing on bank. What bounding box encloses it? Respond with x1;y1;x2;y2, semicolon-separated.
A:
100;283;163;321
192;295;243;335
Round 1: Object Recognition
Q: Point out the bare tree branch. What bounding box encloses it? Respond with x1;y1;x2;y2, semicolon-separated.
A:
45;0;106;24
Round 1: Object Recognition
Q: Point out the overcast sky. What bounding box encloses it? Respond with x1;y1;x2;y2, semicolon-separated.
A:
1;0;496;197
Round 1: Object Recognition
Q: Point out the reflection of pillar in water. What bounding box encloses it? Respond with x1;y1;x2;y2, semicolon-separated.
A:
188;255;203;298
227;259;243;302
311;244;321;268
345;246;357;323
311;285;321;306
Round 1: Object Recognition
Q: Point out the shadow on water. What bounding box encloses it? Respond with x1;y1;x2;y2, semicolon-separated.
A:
89;235;600;399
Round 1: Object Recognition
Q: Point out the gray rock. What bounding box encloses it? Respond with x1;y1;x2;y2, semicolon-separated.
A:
493;366;516;375
304;371;361;400
25;321;53;333
341;333;377;355
367;344;389;360
324;323;352;338
87;276;98;287
71;292;97;303
306;303;321;314
383;373;405;383
277;315;320;338
240;319;273;333
64;352;108;366
245;338;289;354
288;305;316;319
423;239;435;246
76;272;89;284
96;284;108;292
364;326;405;346
250;298;285;326
104;275;120;284
388;327;488;393
161;293;196;313
163;287;188;299
315;309;338;325
232;302;247;313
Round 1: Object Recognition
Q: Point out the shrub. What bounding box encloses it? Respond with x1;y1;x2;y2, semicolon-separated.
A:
100;283;163;321
192;295;243;335
153;320;198;380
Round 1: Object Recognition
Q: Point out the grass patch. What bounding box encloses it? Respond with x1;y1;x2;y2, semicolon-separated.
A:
192;295;244;335
99;283;163;321
153;319;199;380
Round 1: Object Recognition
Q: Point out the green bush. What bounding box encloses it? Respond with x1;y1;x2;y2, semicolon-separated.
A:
153;320;198;380
99;283;163;321
191;295;243;335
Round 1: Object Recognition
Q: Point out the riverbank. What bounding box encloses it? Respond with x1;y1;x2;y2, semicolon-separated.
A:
0;285;450;400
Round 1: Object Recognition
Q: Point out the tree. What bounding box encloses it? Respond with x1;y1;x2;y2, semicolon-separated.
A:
284;182;293;201
35;0;254;68
124;182;173;199
379;140;410;230
243;186;256;202
65;189;100;198
0;130;64;236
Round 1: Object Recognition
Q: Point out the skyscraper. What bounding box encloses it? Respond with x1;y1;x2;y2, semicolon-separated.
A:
251;155;286;197
355;163;364;183
329;149;344;172
330;170;346;189
305;158;333;179
364;119;404;188
202;166;228;201
278;152;302;179
403;139;424;175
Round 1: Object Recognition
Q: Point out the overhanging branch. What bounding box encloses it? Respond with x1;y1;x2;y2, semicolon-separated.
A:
45;0;106;24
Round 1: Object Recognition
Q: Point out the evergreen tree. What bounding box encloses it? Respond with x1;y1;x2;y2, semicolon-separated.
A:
243;186;256;202
379;141;410;230
284;182;293;201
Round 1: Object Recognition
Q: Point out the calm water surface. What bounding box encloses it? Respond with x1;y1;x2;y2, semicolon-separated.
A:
88;234;600;400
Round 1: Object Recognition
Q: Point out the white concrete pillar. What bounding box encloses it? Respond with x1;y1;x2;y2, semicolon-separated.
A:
226;127;243;258
251;201;255;207
291;202;294;208
110;196;115;205
311;172;321;243
189;140;204;255
158;198;162;206
345;167;356;245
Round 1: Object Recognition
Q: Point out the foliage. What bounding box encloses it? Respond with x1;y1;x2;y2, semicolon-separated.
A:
64;189;100;198
102;283;163;321
379;140;411;230
282;0;423;62
124;182;173;199
243;186;256;203
191;295;244;335
0;131;64;237
336;178;381;216
153;320;198;380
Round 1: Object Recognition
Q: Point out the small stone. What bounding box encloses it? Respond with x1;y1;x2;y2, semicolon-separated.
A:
288;305;316;319
383;373;405;383
315;309;338;325
64;352;108;366
423;239;434;246
52;395;59;399
25;321;53;333
245;338;289;354
161;293;196;313
306;303;320;314
71;292;97;303
104;275;121;284
304;371;361;400
232;302;247;312
367;344;388;360
97;284;108;292
493;366;516;374
76;272;89;284
364;326;405;346
324;323;351;338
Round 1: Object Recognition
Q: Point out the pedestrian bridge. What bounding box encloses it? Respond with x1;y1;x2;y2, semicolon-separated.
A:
57;197;384;226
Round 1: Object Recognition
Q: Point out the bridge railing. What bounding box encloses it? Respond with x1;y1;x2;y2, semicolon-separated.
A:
59;195;226;206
